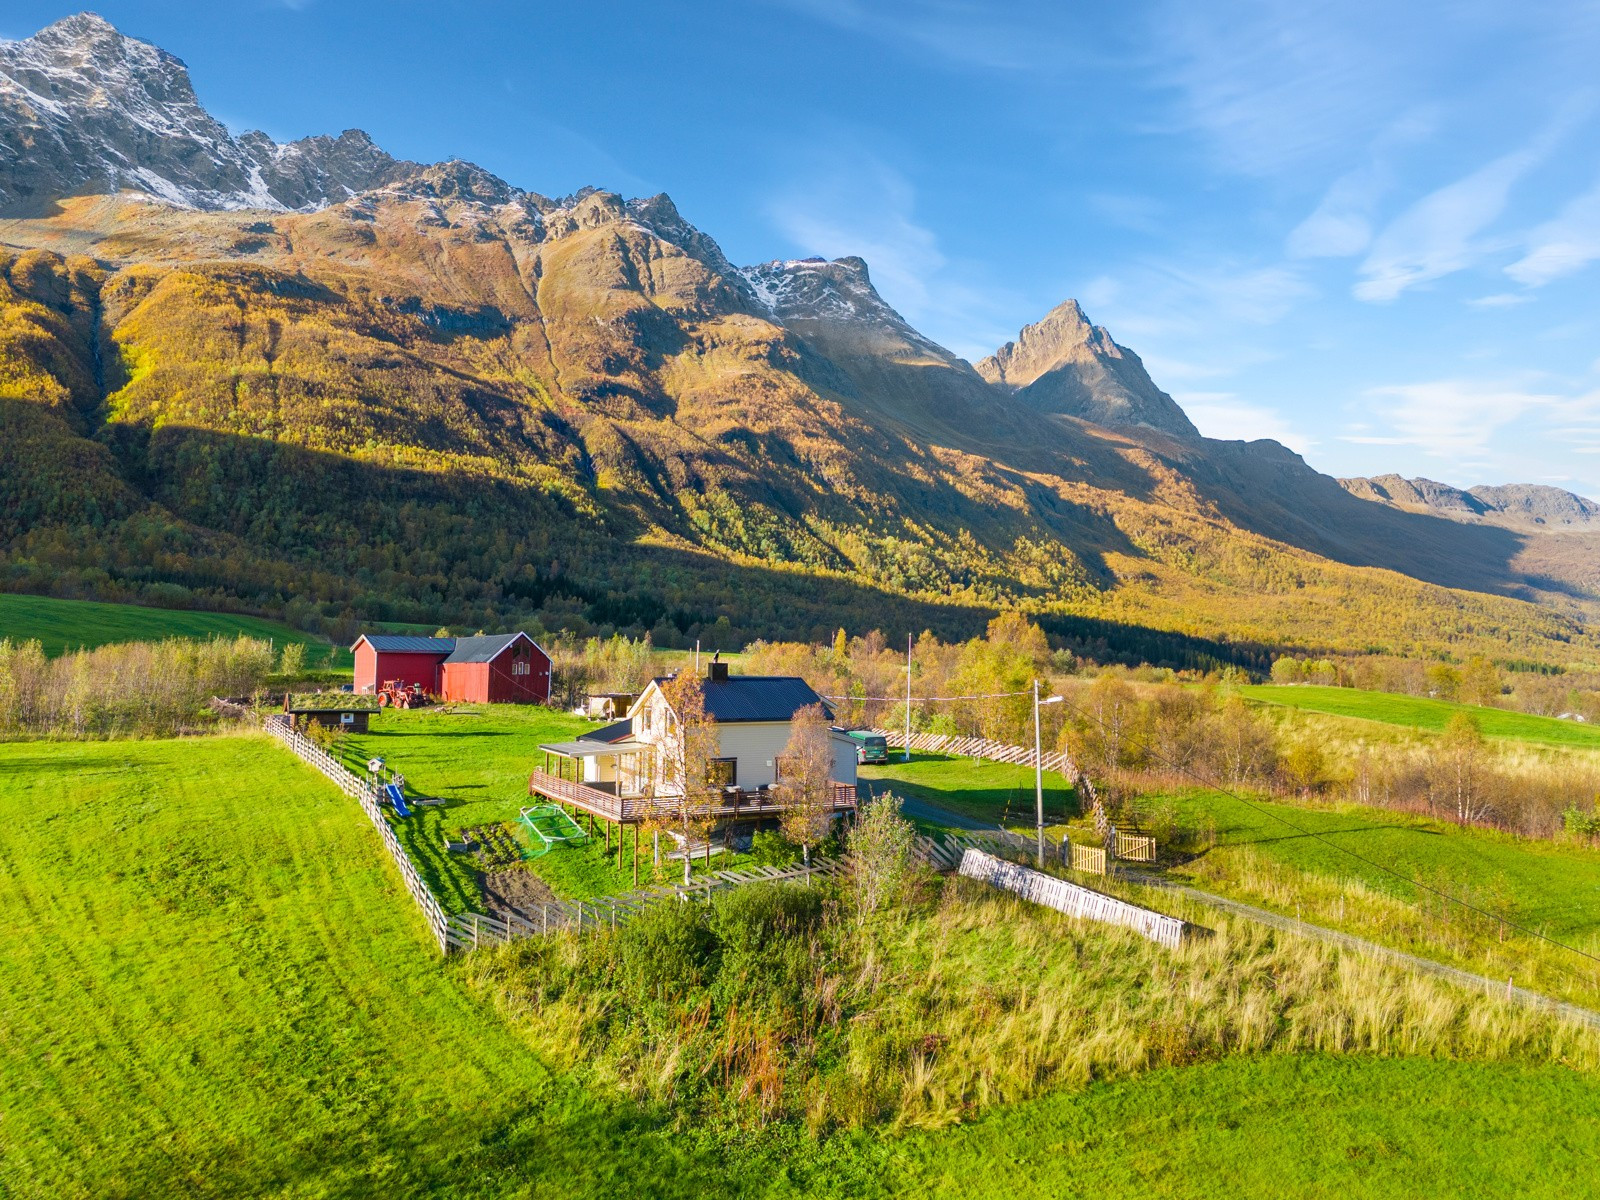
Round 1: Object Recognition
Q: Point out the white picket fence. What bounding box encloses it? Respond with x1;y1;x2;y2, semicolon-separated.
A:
958;848;1192;949
263;715;452;953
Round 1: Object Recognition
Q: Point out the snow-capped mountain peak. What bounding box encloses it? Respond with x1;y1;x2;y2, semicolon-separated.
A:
0;12;409;214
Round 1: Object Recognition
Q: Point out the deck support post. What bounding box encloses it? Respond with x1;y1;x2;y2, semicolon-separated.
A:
632;823;639;887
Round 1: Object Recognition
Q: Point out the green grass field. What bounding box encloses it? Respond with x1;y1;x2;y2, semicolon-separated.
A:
4;734;1600;1196
329;705;636;909
0;592;350;667
1152;786;1600;1008
861;747;1600;1006
1240;684;1600;749
860;751;1076;829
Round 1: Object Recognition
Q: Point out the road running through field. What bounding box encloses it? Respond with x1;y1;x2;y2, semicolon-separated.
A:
904;793;1600;1031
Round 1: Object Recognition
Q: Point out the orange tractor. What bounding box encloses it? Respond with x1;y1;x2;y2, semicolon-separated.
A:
376;680;429;709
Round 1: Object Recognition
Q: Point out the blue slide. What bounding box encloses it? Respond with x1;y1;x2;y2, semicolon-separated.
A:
383;782;411;818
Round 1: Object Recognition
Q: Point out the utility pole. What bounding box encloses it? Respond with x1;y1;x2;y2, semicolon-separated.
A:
904;633;913;763
1033;681;1063;869
1034;679;1044;868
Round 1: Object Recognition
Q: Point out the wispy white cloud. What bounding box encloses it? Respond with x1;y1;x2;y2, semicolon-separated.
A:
1467;292;1534;308
773;0;1075;73
1506;174;1600;286
1350;378;1584;456
1287;163;1387;258
1354;151;1538;302
1354;102;1591;302
1081;261;1312;339
1178;392;1314;452
1147;0;1426;176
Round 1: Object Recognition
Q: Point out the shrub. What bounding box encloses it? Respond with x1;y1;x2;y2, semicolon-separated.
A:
612;896;717;999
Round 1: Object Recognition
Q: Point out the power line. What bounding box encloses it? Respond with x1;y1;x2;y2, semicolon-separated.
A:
1056;692;1600;970
823;690;1032;702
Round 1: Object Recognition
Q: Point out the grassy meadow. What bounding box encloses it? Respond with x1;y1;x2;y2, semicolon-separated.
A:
860;750;1077;829
327;705;639;909
4;733;1600;1198
1239;683;1600;749
0;592;350;667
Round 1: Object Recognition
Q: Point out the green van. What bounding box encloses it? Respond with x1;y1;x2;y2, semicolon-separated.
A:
844;730;890;764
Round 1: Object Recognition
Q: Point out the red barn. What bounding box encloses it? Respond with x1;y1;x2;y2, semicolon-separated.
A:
351;632;550;704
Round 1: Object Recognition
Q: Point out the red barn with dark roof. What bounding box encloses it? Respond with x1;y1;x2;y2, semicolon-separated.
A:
352;633;550;704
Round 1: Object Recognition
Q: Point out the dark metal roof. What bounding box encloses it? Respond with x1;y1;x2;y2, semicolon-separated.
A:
356;634;453;654
589;719;634;743
444;633;532;664
654;675;833;723
352;632;545;662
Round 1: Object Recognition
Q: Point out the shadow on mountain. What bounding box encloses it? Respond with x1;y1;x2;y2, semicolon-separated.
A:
2;409;1275;670
1122;430;1559;603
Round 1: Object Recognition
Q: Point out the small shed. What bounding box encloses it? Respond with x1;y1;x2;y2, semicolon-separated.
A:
284;693;378;733
585;692;639;720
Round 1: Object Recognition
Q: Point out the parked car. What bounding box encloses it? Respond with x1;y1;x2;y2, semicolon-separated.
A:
844;730;889;764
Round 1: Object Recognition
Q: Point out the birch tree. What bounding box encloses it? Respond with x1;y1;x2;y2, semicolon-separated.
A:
778;702;836;866
647;671;721;883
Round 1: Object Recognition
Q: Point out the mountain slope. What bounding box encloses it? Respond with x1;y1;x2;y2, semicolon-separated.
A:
0;13;1595;667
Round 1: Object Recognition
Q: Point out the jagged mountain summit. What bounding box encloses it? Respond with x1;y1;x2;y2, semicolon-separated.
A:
977;300;1200;437
0;13;422;214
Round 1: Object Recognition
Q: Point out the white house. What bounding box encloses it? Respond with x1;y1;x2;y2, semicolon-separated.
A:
536;663;857;800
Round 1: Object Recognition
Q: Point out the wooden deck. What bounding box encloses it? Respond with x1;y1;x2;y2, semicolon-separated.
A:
527;769;856;826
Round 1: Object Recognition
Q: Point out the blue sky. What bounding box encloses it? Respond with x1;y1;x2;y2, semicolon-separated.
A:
10;1;1600;495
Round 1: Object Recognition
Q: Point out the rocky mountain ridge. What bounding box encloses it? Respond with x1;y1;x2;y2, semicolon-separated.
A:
1340;474;1600;529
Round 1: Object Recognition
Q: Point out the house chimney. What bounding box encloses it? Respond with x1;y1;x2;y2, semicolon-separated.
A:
709;661;729;682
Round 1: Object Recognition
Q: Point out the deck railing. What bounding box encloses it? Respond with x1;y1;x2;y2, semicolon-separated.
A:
528;769;856;824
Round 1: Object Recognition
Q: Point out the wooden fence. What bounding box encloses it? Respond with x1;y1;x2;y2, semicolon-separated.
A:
871;727;1158;865
958;848;1193;949
1070;842;1108;875
869;727;1070;773
263;715;452;953
445;857;847;951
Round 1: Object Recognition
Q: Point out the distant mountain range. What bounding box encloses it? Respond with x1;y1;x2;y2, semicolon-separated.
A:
1;13;1596;663
1340;475;1600;529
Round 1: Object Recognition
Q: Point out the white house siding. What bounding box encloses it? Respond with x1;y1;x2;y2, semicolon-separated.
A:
713;722;796;789
830;731;859;787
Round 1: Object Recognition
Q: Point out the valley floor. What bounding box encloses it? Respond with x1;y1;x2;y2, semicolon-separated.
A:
2;733;1597;1197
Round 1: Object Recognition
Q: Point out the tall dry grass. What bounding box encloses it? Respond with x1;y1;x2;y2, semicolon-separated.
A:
0;635;273;738
459;876;1600;1132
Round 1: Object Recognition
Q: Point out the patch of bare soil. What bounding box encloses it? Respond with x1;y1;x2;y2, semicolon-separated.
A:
478;864;558;914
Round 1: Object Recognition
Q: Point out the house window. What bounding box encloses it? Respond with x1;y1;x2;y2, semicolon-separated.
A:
340;712;355;726
707;757;737;788
640;707;652;732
